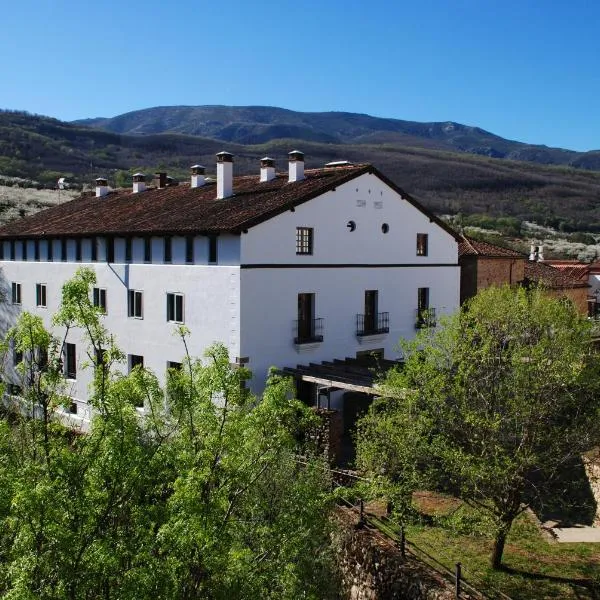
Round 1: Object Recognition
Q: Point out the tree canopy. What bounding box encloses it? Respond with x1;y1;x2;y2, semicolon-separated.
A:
357;285;600;569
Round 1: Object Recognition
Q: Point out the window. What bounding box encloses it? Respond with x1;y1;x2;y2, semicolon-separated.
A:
164;236;172;263
36;283;47;308
128;290;143;318
34;240;40;261
93;287;107;313
418;287;429;312
364;290;378;332
416;233;428;256
22;240;28;261
64;343;76;379
11;282;21;305
166;292;184;323
208;236;218;264
106;237;114;263
416;287;435;328
185;236;194;263
129;354;144;371
0;242;4;260
296;292;322;343
144;237;152;263
74;239;81;262
9;241;15;261
296;227;313;255
91;237;97;262
61;239;67;262
167;361;182;371
125;238;132;263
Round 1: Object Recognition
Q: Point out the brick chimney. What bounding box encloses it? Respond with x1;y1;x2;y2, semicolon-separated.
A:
288;150;304;182
132;173;146;194
95;177;109;198
155;172;167;189
216;152;233;199
190;164;206;188
260;157;276;182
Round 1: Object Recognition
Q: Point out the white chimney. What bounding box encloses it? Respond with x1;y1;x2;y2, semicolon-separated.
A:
260;157;276;182
132;173;146;194
216;152;233;199
190;164;206;188
95;177;109;198
538;245;544;261
529;244;537;261
288;150;305;182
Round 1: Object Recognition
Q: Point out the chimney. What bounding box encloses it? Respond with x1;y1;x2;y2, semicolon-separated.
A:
538;245;544;261
95;177;109;198
155;172;167;189
529;244;537;261
216;152;233;199
190;164;206;188
288;150;305;182
260;157;276;182
132;173;146;194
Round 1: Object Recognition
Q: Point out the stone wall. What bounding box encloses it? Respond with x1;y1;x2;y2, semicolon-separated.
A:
582;448;600;526
460;256;525;304
332;507;458;600
308;407;343;465
545;286;589;315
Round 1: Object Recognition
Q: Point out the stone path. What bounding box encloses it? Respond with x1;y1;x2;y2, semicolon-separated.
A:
550;526;600;543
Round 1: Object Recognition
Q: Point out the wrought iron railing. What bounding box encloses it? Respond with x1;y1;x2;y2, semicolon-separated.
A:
294;318;324;344
356;312;389;336
415;307;436;329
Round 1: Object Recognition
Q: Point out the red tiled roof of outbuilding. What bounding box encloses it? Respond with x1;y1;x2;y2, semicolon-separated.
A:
525;261;589;289
458;235;524;259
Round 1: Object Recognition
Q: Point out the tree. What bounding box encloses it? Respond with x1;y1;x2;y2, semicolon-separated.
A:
0;268;336;599
356;285;600;569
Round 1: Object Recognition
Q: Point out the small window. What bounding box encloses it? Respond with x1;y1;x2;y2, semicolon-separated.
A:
106;237;115;263
36;283;47;308
417;233;428;256
418;287;429;311
47;239;54;262
9;241;15;261
61;239;67;262
11;282;21;305
91;237;97;262
296;227;313;255
93;287;107;313
75;239;82;262
381;223;389;234
167;361;182;371
185;236;194;264
128;290;143;319
144;237;152;263
166;292;184;323
64;343;76;379
347;220;356;232
34;240;40;261
164;236;172;263
129;354;144;371
22;240;28;261
208;236;218;264
125;238;132;263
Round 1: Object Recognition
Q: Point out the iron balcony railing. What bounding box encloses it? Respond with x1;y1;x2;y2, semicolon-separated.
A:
294;317;324;344
356;312;390;336
415;307;436;329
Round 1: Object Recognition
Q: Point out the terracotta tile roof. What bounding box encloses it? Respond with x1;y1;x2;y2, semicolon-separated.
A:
0;164;459;240
525;261;589;289
458;235;525;259
543;261;590;282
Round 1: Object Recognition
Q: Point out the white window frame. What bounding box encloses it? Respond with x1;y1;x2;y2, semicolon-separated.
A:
128;290;143;319
36;283;47;308
11;282;21;305
93;287;107;313
166;292;184;323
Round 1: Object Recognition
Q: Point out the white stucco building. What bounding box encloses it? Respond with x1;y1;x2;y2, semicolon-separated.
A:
0;151;460;425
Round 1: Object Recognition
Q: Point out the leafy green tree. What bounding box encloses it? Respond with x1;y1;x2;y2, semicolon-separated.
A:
0;268;335;599
357;285;600;569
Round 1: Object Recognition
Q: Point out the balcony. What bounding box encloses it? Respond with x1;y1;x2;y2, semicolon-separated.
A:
415;308;436;329
356;312;389;336
294;317;324;345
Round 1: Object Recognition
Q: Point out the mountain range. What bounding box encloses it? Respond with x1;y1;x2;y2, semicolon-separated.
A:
2;106;600;232
76;105;600;170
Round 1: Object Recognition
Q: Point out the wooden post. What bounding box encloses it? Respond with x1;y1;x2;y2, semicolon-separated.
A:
455;562;462;598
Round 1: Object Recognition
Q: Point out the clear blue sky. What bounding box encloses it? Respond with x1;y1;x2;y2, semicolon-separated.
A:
2;0;599;151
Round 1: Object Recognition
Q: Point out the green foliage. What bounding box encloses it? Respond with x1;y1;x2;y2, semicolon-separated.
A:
0;268;335;599
357;285;600;569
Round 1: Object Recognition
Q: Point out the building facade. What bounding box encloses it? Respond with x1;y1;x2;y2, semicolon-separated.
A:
0;153;460;424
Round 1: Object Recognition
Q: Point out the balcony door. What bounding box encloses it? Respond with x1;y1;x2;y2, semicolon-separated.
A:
298;293;315;341
364;290;378;333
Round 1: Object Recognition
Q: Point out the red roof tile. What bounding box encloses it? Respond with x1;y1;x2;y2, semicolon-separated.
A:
458;235;524;259
525;261;588;289
543;260;590;282
0;164;459;240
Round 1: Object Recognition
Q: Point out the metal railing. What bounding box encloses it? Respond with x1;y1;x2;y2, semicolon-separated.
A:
415;307;436;329
294;317;324;344
356;312;390;336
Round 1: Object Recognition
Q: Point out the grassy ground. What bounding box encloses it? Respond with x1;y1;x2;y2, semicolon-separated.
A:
403;492;600;600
